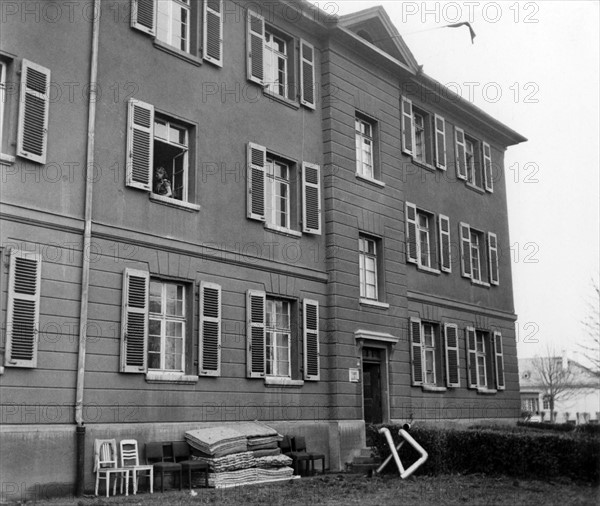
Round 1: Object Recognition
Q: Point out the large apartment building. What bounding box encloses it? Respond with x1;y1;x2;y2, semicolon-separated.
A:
0;0;526;499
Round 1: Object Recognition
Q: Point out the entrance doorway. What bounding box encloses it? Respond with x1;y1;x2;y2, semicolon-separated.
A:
362;347;383;424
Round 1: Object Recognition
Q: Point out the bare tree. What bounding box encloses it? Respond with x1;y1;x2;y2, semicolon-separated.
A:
530;348;577;423
579;281;600;376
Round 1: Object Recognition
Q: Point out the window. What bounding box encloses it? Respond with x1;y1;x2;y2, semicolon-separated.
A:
265;157;290;229
17;59;50;164
157;0;191;53
410;319;460;389
466;328;505;391
120;269;208;380
126;99;198;209
4;250;42;368
265;298;291;377
401;96;446;170
542;395;550;410
246;290;320;382
153;115;189;201
246;10;315;108
422;323;436;385
355;116;374;179
406;203;451;273
359;236;378;300
246;142;322;235
264;30;288;98
148;280;186;372
131;0;223;66
459;223;499;285
0;61;6;155
455;127;493;192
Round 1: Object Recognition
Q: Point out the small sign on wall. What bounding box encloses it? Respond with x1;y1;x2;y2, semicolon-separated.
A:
349;368;360;382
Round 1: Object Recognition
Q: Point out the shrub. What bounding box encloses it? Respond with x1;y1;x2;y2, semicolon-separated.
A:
367;424;600;484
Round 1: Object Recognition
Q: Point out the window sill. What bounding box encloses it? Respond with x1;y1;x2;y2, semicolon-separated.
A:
262;88;300;110
146;371;199;384
466;182;486;194
471;279;491;288
264;377;304;388
359;298;390;310
264;224;302;238
153;39;203;66
417;264;441;275
356;173;385;188
422;385;447;392
150;193;201;212
411;159;436;172
0;153;15;166
477;387;498;395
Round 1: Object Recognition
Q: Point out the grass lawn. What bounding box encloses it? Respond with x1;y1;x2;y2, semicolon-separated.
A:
34;473;599;506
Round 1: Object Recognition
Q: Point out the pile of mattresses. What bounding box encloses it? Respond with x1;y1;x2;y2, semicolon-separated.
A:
185;421;296;489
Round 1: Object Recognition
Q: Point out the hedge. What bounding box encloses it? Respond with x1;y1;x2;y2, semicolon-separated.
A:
367;424;600;484
517;421;600;435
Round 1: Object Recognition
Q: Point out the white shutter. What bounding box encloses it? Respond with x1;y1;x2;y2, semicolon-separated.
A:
247;142;266;221
460;222;472;278
488;232;500;286
401;96;414;156
303;299;320;381
126;99;154;191
444;323;460;387
203;0;223;66
455;127;467;180
120;269;149;373
466;327;477;389
302;162;321;234
5;250;42;368
483;142;494;192
246;289;266;378
439;214;451;273
300;39;316;109
17;60;50;164
247;10;264;85
434;114;447;170
199;282;222;376
405;202;418;264
493;331;505;390
131;0;156;36
410;317;423;386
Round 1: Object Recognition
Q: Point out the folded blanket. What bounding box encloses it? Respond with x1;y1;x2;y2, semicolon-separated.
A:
192;451;256;472
251;448;281;458
255;455;293;468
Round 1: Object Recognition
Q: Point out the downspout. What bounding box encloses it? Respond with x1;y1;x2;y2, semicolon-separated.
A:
75;0;100;496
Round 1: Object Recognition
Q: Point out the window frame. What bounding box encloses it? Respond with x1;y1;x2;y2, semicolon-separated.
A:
405;202;441;274
0;60;6;157
466;327;503;392
359;235;379;301
355;116;375;180
148;279;187;373
422;322;437;386
131;0;223;66
265;156;291;231
265;297;292;378
153;114;190;203
156;0;192;54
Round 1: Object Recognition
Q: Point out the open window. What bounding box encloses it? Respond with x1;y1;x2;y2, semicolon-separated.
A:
466;328;504;391
131;0;223;65
455;126;493;193
405;203;447;274
246;10;315;108
126;99;197;209
460;223;498;286
355;113;382;183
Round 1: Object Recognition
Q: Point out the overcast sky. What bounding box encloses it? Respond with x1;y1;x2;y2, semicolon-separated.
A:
334;1;600;361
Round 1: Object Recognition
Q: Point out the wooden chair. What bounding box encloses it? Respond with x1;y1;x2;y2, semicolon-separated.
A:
293;436;325;475
94;439;130;497
279;435;311;476
145;442;182;492
173;441;209;489
119;439;153;494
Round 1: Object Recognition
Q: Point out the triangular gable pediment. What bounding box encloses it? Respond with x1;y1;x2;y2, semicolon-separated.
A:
338;6;419;72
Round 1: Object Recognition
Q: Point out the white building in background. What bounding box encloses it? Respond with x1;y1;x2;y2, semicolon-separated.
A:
519;356;600;424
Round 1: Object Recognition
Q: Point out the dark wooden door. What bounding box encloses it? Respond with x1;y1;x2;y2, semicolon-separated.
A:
362;362;382;424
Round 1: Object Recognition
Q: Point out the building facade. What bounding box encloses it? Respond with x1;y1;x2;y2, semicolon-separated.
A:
0;0;525;500
519;356;600;424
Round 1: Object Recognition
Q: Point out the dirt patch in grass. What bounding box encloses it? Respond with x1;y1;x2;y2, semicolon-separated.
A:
31;473;599;506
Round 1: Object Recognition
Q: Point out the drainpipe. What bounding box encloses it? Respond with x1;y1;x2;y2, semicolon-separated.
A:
75;0;100;496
